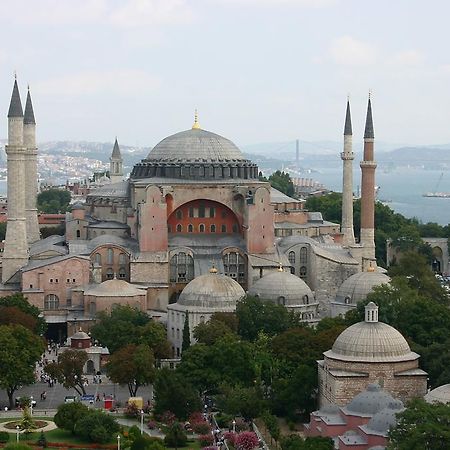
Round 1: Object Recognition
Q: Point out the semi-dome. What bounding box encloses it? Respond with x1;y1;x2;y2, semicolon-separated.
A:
424;384;450;404
85;278;146;297
335;271;390;305
364;400;404;434
248;269;314;306
131;124;259;181
345;383;396;416
325;302;417;362
147;128;246;163
177;271;245;309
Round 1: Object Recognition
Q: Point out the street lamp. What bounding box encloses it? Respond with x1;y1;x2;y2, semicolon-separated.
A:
117;434;121;450
232;419;236;433
16;425;20;442
30;397;33;416
140;410;144;435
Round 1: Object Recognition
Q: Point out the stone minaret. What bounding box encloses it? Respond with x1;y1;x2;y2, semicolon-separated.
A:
23;87;40;244
341;99;355;246
359;95;377;267
109;138;123;183
2;79;29;282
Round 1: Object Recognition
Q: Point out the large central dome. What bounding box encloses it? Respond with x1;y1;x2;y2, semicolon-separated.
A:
131;125;259;181
146;128;246;163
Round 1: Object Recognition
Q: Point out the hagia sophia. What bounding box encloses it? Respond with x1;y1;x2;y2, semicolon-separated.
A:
1;79;434;417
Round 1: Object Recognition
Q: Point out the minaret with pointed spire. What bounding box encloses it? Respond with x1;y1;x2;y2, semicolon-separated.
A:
341;98;355;246
109;138;123;183
2;78;29;282
23;87;40;244
359;94;377;267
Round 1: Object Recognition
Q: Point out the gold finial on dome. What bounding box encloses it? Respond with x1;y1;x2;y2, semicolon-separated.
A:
192;109;201;129
209;265;218;274
367;265;375;272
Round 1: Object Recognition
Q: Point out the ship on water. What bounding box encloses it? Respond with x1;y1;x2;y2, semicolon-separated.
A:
423;173;450;198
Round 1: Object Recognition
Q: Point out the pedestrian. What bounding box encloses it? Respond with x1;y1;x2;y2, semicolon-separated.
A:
96;394;100;402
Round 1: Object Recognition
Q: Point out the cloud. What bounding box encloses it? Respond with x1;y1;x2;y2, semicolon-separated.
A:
34;69;161;96
209;0;336;6
390;50;424;66
330;36;378;66
0;0;193;27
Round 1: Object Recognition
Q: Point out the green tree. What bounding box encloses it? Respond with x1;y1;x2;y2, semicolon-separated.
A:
0;294;46;335
193;318;237;345
74;409;120;444
0;324;44;409
153;368;201;420
44;349;88;395
164;422;187;449
37;189;71;213
268;171;295;197
281;435;333;450
0;306;38;332
388;399;450;450
182;312;190;353
54;402;89;434
218;385;266;422
131;436;165;450
107;344;156;396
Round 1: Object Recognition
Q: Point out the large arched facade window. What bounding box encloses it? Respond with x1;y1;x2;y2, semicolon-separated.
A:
94;253;101;265
44;294;59;310
300;247;308;264
170;252;194;283
223;251;246;284
288;251;295;265
107;248;114;264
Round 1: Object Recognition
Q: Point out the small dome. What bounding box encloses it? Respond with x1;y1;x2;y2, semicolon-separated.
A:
345;384;396;416
365;400;404;434
248;270;313;306
425;384;450;404
326;303;415;362
85;279;146;297
178;272;245;308
70;330;90;340
335;271;390;305
146;128;246;163
71;202;85;210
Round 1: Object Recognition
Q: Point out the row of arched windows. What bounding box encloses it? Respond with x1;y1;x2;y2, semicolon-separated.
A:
170;223;239;233
94;251;127;266
288;247;308;265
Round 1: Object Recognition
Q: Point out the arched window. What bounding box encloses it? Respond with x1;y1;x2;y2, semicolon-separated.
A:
118;267;126;279
232;224;239;233
199;203;205;218
44;294;59;310
176;209;183;219
223;252;246;283
76;230;81;238
106;268;114;279
303;294;309;305
278;296;286;306
199;224;205;233
210;224;216;233
119;253;126;265
300;247;308;264
188;224;194;233
107;248;113;264
200;315;205;323
345;296;351;305
290;267;295;274
288;251;295;264
176;224;182;232
94;253;101;265
221;224;227;233
300;266;307;278
170;252;195;283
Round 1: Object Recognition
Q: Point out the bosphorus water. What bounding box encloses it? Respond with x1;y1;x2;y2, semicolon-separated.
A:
312;167;450;226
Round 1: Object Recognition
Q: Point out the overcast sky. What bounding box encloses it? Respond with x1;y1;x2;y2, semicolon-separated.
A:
0;0;448;148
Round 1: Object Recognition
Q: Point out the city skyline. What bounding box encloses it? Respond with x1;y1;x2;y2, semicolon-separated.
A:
0;0;449;147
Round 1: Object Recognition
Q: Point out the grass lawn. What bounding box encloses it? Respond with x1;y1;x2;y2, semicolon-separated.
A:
166;439;202;450
21;428;95;445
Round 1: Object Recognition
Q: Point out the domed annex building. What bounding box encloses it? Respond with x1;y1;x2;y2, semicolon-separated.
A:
331;268;391;317
248;267;319;323
318;302;427;407
167;268;245;355
0;79;390;343
306;383;405;450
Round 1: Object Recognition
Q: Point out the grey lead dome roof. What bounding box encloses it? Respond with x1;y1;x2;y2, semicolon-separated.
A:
177;272;245;309
326;322;415;363
248;270;313;305
345;384;396;416
424;384;450;404
335;271;390;305
146;128;247;163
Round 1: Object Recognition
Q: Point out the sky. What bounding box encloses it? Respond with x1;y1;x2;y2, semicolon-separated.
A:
0;0;449;148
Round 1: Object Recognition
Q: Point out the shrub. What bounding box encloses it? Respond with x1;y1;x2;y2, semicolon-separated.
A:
223;432;237;446
235;431;259;450
189;412;204;424
131;436;165;450
37;431;47;448
215;413;233;429
234;418;248;432
147;420;157;430
160;411;176;425
74;409;120;443
198;434;214;446
125;402;141;418
164;422;187;448
54;402;89;434
0;431;10;443
192;421;211;435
